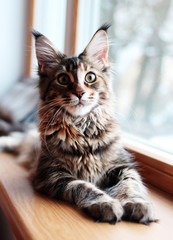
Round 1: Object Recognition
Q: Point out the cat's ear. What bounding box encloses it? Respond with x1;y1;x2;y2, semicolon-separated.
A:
32;30;64;73
81;24;110;69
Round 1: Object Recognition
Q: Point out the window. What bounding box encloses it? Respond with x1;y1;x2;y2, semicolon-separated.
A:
0;0;27;97
31;0;67;77
76;0;173;157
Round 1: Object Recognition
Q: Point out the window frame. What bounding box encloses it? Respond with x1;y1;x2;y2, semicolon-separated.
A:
125;138;173;195
25;0;35;77
25;0;173;196
64;0;79;56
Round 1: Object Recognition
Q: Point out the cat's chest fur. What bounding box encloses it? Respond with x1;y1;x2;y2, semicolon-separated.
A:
41;111;119;183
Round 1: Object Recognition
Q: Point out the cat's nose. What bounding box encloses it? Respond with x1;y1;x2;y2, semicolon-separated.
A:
73;91;85;99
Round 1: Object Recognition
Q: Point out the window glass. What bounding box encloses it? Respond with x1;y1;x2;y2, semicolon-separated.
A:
101;0;173;154
31;0;67;77
77;0;173;155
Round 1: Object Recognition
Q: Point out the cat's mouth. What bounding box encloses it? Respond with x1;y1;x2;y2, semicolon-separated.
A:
76;102;83;107
70;99;87;107
75;100;86;106
64;98;97;117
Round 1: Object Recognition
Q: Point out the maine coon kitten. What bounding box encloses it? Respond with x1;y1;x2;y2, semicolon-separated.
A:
30;24;156;225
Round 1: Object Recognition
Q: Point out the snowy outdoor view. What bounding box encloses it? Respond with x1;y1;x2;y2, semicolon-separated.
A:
99;0;173;155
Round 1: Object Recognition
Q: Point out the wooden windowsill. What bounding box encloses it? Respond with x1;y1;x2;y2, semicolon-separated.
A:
124;138;173;195
0;153;173;240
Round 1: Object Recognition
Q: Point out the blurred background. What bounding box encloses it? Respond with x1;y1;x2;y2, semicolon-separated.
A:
0;0;173;155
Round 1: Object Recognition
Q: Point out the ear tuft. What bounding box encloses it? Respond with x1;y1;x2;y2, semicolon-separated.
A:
32;29;43;39
97;23;111;33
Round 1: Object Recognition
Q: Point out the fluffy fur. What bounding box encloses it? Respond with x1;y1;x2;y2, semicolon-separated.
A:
2;25;156;225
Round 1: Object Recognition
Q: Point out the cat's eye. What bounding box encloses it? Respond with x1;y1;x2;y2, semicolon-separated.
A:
57;74;70;85
85;72;96;83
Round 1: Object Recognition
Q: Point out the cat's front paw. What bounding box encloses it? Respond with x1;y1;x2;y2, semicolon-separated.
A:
122;199;156;225
84;199;123;224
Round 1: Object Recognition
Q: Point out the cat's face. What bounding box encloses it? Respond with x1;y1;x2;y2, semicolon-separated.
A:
33;25;111;117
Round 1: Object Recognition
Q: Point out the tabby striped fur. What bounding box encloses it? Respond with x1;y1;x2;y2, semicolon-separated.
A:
31;25;156;224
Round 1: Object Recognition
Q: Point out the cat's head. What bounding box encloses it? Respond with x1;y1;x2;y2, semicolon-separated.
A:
33;24;113;117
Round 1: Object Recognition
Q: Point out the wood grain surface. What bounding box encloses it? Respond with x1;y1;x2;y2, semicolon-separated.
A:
0;153;173;240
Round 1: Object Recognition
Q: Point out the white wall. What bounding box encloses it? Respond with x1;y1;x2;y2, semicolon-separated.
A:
0;0;27;98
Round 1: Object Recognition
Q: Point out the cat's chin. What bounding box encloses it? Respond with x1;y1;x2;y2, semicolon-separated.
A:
65;104;96;117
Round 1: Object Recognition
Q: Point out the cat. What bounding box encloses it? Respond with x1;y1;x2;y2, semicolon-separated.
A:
4;24;156;225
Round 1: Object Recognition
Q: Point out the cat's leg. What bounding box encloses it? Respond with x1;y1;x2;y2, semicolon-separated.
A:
32;163;123;224
102;166;156;224
65;180;123;224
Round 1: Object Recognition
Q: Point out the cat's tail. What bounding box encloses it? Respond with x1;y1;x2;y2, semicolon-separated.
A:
16;128;40;170
0;127;40;170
